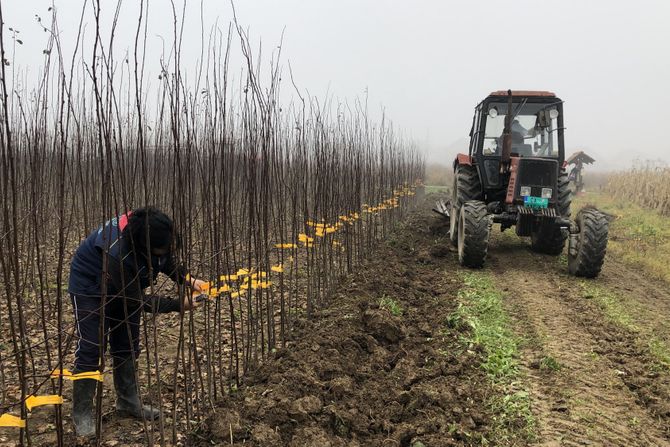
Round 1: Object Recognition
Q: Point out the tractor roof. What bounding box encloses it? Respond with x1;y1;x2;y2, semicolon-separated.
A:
488;90;556;98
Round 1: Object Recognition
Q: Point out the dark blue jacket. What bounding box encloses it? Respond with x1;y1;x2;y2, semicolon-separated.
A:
68;214;185;313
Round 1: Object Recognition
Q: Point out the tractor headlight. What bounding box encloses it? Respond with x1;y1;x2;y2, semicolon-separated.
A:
541;188;553;199
520;186;531;197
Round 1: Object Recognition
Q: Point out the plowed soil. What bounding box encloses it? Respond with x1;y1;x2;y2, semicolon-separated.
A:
195;200;499;446
198;195;670;447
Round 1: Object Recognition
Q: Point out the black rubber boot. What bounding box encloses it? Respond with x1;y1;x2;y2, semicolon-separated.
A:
72;377;97;438
113;359;160;420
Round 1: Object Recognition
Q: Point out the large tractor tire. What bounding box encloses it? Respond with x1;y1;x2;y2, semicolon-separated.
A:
450;164;482;245
457;201;490;268
531;169;572;255
568;208;609;278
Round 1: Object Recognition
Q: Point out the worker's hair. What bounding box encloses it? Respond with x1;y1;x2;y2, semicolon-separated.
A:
122;207;181;255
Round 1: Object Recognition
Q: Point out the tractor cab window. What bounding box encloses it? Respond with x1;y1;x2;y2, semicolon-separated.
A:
482;102;560;158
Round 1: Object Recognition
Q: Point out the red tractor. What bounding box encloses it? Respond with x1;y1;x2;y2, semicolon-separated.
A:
435;90;609;277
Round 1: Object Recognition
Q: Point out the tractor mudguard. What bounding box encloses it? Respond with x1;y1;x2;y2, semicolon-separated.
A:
453;153;473;170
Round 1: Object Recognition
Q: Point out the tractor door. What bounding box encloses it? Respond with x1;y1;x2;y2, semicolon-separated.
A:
477;103;502;190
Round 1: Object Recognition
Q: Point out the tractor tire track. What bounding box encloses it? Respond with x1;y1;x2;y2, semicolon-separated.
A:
487;232;670;446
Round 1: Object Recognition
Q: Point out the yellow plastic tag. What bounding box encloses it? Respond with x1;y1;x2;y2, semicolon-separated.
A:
275;243;297;249
220;274;238;281
25;395;64;411
0;413;25;428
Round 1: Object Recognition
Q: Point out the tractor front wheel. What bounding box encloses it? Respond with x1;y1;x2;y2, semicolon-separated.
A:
568;208;609;278
457;201;490;268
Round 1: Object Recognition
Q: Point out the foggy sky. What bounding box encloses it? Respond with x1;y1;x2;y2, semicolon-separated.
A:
2;0;669;170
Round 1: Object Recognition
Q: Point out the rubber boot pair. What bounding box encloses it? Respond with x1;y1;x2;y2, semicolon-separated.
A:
72;361;159;437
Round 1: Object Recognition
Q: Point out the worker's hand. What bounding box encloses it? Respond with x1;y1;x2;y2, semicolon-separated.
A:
190;278;208;294
182;292;202;311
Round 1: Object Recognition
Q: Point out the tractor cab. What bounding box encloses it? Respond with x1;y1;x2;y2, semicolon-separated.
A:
469;91;565;194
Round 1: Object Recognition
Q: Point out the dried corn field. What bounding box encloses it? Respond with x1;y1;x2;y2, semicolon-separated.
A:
0;3;423;445
604;166;670;215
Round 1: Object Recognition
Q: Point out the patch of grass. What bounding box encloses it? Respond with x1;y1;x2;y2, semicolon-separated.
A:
573;192;670;283
451;272;535;441
424;184;449;195
379;295;403;316
649;338;670;369
539;356;562;372
580;282;638;332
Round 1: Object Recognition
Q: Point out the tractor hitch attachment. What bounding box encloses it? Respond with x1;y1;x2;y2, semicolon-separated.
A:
432;200;451;219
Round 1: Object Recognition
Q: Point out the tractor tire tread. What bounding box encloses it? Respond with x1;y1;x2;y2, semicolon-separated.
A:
459;201;490;268
569;208;609;278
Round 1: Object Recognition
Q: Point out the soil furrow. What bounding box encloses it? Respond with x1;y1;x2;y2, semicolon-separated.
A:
488;234;670;447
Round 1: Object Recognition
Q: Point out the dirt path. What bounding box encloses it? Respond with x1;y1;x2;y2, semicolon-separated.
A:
488;231;670;446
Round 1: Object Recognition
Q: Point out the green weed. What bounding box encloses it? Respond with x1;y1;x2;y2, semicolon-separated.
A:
539;356;562;372
451;272;535;441
379;295;403;316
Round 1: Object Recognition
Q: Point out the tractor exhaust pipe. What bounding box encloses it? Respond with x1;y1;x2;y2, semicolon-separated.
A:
501;89;513;168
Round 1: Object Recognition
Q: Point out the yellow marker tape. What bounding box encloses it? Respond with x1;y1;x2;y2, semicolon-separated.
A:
236;268;250;277
51;369;103;382
271;265;284;273
71;371;104;382
298;233;311;242
220;274;238;281
275;243;297;249
26;395;64;411
0;413;25;428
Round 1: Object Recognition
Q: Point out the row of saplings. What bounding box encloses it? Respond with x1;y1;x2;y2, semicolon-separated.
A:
447;165;609;278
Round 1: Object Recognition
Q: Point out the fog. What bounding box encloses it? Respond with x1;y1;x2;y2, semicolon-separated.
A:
2;0;669;170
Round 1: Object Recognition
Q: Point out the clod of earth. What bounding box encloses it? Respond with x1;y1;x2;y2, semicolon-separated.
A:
362;309;406;344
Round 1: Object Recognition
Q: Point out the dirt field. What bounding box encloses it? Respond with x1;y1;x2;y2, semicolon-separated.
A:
192;193;670;447
8;193;670;446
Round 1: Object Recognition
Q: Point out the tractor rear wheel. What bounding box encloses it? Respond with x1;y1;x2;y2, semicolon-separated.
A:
530;169;572;255
568;208;609;278
450;165;482;245
457;201;490;268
